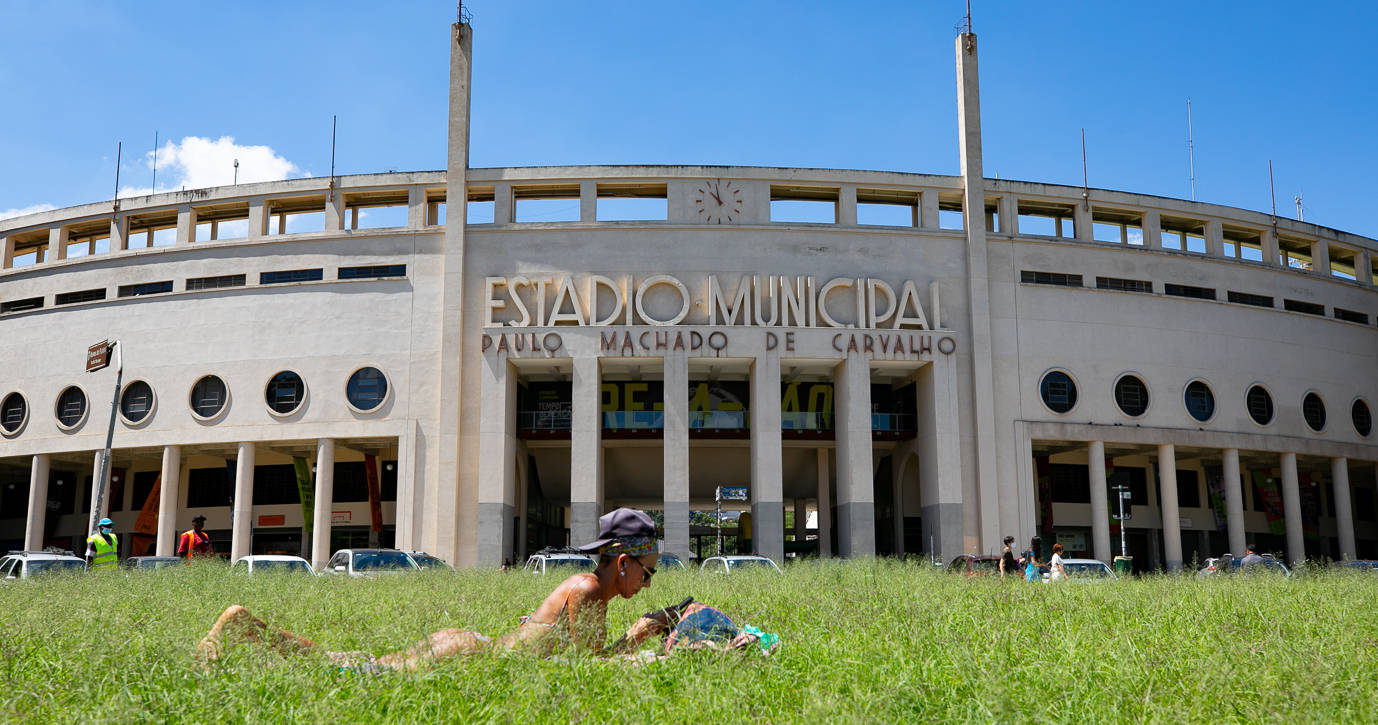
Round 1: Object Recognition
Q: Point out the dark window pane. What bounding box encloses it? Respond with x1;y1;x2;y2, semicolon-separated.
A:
1247;386;1274;425
346;368;388;411
191;376;227;418
266;372;305;414
1114;376;1149;417
1040;371;1077;413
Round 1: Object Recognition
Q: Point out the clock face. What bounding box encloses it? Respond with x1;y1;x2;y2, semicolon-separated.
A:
693;179;743;224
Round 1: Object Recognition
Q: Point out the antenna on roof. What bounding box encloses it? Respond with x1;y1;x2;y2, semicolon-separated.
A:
152;130;158;193
112;141;122;211
329;115;337;201
1187;99;1196;201
1294;192;1303;222
1081;128;1090;210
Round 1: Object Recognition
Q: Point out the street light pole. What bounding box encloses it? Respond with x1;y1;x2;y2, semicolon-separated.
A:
88;341;122;536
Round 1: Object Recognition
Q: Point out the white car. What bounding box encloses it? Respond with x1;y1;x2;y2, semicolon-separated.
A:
325;549;420;576
699;555;783;575
523;551;595;574
0;549;87;581
231;555;316;575
1045;558;1117;582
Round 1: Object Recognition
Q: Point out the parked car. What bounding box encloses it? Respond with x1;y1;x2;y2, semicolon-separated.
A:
523;550;595;575
1197;554;1291;578
0;549;87;581
125;556;183;570
232;555;316;575
658;552;687;571
699;555;782;574
324;549;420;576
405;551;455;571
1045;558;1117;581
946;555;1003;577
1342;560;1378;572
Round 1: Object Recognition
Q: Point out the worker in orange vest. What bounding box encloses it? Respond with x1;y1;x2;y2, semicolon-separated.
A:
178;514;213;558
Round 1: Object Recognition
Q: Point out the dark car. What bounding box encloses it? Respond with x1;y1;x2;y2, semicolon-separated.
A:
1198;554;1291;578
1342;560;1378;572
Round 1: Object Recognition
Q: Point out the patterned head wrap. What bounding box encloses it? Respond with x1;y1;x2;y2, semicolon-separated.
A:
597;536;657;558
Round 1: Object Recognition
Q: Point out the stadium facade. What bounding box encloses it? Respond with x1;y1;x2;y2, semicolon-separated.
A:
1;20;1375;571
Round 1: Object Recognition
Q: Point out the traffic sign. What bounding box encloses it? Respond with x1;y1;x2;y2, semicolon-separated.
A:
717;486;748;502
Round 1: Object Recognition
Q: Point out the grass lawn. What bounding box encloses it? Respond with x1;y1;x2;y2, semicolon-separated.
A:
1;560;1375;723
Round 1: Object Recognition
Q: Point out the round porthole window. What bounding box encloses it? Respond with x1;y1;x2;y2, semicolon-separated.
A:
1;392;28;435
56;386;88;429
1354;399;1372;437
1246;385;1274;426
1113;375;1149;417
1302;392;1326;432
120;380;155;424
190;375;228;420
346;367;389;412
1183;380;1214;423
265;371;306;415
1039;370;1077;414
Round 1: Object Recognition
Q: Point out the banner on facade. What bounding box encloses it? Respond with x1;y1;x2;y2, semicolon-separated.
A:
364;454;384;534
1251;471;1286;535
294;457;314;534
1203;464;1227;531
1036;456;1053;534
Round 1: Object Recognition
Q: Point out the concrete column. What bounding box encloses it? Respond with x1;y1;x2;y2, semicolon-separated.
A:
48;226;69;260
816;447;832;557
579;181;596;222
834;356;874;558
476;355;516;566
750;354;784;562
88;451;109;532
1356;250;1373;287
407;187;427;229
175;205;196;244
110;214;127;252
1087;441;1111;563
1331;457;1355;561
325;191;345;231
662;351;690;558
838;185;858;226
1279;451;1304;565
1158;444;1183;571
1073;202;1092;242
891;464;905;557
1261;228;1280;267
1;234;14;268
1141;209;1162;249
156;446;181;556
230;443;255;562
23;454;50;550
570;356;602;547
493;182;513;224
997;195;1017;235
247;199;267;238
1205;219;1225;257
1222;448;1246;557
919;191;940;230
311;439;336;570
1311;240;1330;277
793;498;806;543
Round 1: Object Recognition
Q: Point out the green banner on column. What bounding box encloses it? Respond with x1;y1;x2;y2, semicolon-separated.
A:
294;457;314;535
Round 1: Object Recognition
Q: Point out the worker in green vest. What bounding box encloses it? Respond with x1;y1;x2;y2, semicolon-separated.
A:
86;518;119;571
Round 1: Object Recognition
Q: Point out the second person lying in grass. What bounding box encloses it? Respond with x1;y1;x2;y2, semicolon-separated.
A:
198;508;674;671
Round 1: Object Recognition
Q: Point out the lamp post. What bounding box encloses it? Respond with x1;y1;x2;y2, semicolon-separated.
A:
86;340;122;536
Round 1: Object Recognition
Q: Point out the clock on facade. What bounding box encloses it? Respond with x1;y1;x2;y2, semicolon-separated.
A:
693;179;743;224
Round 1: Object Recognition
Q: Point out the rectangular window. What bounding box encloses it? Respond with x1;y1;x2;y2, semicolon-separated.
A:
1017;200;1076;238
1164;283;1215;300
1020;270;1083;287
1050;464;1091;503
186;274;246;292
1096;276;1153;293
1354;487;1376;522
467;187;495;223
513;184;580;223
1176;470;1201;508
1278;237;1313;270
1334;308;1369;325
0;297;44;313
252;465;301;506
187;467;233;508
55;288;107;305
856;189;918;227
597;183;668;221
770;185;839;224
1091;208;1144;245
1227;291;1273;308
118;281;174;298
338;264;406;280
260;269;324;285
1283;299;1325;316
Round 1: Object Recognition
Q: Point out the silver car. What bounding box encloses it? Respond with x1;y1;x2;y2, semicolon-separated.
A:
0;550;87;580
699;555;783;574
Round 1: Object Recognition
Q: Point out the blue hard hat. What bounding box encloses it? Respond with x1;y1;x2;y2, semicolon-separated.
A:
97;518;114;527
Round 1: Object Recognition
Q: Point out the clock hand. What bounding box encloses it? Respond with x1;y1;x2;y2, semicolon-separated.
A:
710;190;722;204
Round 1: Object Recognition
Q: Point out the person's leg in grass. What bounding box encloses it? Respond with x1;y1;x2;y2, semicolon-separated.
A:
197;605;319;661
374;628;492;671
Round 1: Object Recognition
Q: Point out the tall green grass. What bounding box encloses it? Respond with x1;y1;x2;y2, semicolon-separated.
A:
1;561;1375;723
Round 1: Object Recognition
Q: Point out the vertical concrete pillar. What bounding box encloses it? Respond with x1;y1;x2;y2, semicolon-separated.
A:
156;446;181;557
88;451;109;531
919;191;940;230
493;182;512;224
750;353;784;562
1073;201;1092;242
175;205;196;244
997;195;1017;235
816;447;832;557
311;439;336;570
230;443;255;562
1311;240;1330;277
1261;228;1280;267
1222;448;1246;557
838;185;857;226
1;234;14;268
1087;441;1111;563
325;190;345;231
1279;452;1304;565
49;226;69;260
1356;250;1373;287
247;198;268;238
1158;444;1183;571
24;454;50;551
407;187;427;229
891;465;905;557
570;356;602;547
1141;209;1162;249
579;181;597;222
1205;219;1225;257
1331;457;1355;561
476;355;516;566
834;356;874;558
662;351;690;558
110;214;127;252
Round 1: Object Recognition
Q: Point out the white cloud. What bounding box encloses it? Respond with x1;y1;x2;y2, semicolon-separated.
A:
0;203;57;221
136;136;304;194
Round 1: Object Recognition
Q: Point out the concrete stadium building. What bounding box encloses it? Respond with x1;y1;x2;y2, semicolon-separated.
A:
1;20;1375;571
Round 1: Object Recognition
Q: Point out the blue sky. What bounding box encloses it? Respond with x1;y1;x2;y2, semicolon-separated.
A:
3;1;1376;238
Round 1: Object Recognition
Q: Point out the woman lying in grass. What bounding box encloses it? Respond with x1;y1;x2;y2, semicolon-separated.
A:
198;509;674;671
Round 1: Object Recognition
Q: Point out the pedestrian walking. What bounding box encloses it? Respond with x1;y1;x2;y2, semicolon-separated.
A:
998;536;1019;578
86;518;119;571
178;514;213;559
1023;536;1043;582
1048;543;1067;582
